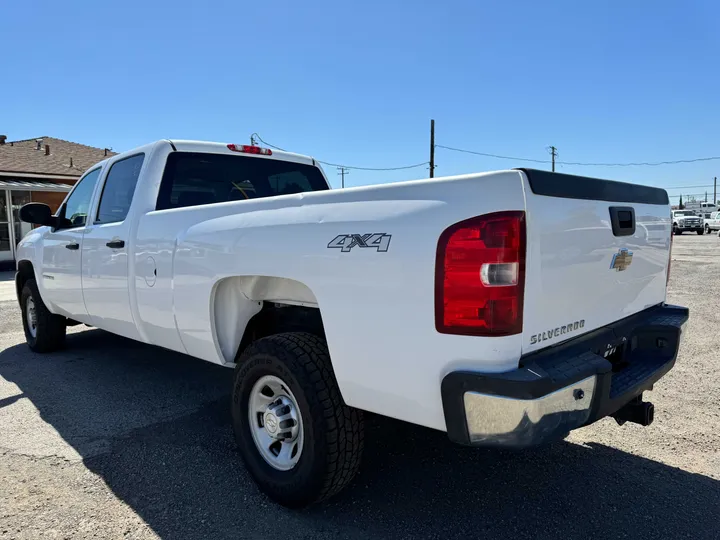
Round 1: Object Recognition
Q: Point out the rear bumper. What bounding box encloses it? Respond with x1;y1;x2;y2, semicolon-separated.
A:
441;304;689;448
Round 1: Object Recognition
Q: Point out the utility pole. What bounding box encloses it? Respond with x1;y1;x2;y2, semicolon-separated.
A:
714;177;717;206
549;146;557;172
250;134;257;146
337;167;349;189
429;119;435;178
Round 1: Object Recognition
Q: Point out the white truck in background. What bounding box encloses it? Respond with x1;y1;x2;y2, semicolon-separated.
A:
672;209;704;235
15;140;688;507
703;211;720;234
685;201;716;220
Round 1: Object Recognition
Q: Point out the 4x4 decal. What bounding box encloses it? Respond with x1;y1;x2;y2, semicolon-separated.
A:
327;233;391;253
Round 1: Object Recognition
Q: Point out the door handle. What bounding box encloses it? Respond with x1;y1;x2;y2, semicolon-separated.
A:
65;242;79;250
106;239;125;249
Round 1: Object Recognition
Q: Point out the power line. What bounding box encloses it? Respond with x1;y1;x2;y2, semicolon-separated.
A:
435;144;551;164
251;133;429;172
664;184;715;190
436;143;720;168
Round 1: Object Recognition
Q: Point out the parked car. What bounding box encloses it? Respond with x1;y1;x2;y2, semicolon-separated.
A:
704;211;720;234
672;210;703;234
14;140;688;507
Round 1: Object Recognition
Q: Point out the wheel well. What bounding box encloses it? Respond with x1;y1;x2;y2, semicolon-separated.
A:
15;260;35;303
235;303;325;361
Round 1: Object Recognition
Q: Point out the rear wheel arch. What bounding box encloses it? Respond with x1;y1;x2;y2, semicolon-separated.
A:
211;276;325;364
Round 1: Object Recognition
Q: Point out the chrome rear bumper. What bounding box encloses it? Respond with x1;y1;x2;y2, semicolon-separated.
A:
441;304;688;448
463;376;596;446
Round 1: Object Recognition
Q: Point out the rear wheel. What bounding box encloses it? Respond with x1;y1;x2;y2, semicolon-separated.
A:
232;332;363;507
20;279;66;352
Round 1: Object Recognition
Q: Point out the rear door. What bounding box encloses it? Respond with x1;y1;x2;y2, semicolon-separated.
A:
519;169;671;354
82;153;145;340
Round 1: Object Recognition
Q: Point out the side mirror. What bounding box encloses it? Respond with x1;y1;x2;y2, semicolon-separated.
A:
19;203;54;227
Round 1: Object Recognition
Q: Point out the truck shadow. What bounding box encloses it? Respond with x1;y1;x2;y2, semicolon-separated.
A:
0;328;717;540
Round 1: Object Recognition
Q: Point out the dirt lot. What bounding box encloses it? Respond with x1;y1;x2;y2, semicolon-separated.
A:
0;234;718;540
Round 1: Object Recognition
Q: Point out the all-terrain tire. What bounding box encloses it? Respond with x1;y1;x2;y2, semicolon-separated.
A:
231;332;364;507
20;279;66;352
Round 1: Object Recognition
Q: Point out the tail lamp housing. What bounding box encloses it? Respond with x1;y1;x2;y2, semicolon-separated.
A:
667;225;673;286
435;211;526;336
227;144;272;155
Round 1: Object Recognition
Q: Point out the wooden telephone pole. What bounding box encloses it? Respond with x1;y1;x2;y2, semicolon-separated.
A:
337;167;349;188
429;119;435;178
549;146;557;172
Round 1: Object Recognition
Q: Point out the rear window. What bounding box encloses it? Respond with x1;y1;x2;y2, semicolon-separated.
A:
156;152;328;211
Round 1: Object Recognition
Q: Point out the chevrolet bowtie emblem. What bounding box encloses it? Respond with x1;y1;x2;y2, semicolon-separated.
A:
610;248;633;271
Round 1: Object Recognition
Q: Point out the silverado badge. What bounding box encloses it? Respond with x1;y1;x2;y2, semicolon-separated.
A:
610;248;633;272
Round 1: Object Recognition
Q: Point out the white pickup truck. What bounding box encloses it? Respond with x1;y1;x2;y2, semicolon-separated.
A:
671;210;704;235
15;140;688;507
703;211;720;234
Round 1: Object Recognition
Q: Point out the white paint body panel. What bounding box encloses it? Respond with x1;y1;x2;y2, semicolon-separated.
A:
704;211;720;231
15;141;672;433
522;191;670;353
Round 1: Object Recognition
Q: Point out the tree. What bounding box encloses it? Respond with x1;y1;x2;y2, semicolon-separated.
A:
679;195;684;209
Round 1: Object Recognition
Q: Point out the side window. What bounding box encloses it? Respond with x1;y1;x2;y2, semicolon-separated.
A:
62;168;102;228
96;154;145;224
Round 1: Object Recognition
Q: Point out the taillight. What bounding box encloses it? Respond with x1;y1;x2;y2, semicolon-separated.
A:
227;144;272;155
435;211;526;336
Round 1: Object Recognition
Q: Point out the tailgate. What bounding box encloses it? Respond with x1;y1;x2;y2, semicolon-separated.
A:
520;169;671;354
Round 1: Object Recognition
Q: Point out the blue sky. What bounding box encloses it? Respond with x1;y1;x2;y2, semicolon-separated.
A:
2;1;719;202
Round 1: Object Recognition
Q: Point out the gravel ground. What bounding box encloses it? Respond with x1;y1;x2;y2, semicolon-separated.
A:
0;235;718;540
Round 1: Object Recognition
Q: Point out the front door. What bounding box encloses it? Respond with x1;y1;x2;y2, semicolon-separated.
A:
40;168;102;319
82;153;144;340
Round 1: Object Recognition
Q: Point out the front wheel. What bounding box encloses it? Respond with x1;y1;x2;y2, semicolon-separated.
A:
705;224;710;234
232;332;364;507
20;279;66;352
698;229;705;235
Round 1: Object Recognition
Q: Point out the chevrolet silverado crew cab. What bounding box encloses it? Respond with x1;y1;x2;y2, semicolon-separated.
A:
672;209;703;234
15;140;688;507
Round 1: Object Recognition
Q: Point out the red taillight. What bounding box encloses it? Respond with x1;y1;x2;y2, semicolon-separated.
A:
435;211;526;336
227;144;272;155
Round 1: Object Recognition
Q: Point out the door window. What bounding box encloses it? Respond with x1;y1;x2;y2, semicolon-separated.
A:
62;168;102;228
96;154;145;224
